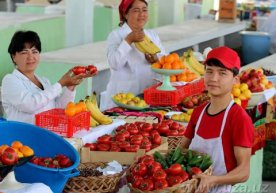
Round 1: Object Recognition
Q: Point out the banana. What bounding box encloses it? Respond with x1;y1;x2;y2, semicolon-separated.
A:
183;50;205;75
90;115;99;127
135;35;161;54
85;94;113;125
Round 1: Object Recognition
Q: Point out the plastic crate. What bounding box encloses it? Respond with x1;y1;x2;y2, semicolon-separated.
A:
35;108;90;138
144;78;205;106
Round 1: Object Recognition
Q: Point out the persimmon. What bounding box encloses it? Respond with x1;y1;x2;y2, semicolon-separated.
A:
11;141;23;150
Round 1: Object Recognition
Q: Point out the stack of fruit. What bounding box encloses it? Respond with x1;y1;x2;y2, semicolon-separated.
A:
127;148;212;191
231;83;252;107
64;101;87;117
181;92;210;109
30;154;72;168
152;53;185;70
112;92;148;108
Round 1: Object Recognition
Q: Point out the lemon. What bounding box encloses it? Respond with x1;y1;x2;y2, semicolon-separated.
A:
239;83;248;92
243;89;252;99
232;87;241;97
238;93;247;100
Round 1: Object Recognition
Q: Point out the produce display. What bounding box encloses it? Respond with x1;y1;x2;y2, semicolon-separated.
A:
183;49;205;76
112;92;148;109
135;35;161;54
64;101;87;117
181;92;210;109
153;120;186;137
30;154;73;168
232;83;252;106
171;109;193;123
151;53;185;70
72;65;98;75
127;148;212;191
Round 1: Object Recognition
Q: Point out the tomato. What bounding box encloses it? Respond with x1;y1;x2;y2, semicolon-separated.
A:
157;125;169;135
115;133;126;142
110;145;121;152
170;122;180;130
125;145;139;152
152;123;160;130
96;143;110;151
138;179;154;191
84;143;97;151
133;163;147;176
154;179;169;190
150;130;159;137
97;134;111;144
119;141;130;150
120;130;130;139
140;141;152;152
115;125;126;132
127;126;139;135
132;175;143;188
130;134;143;141
168;175;183;187
166;130;179;136
86;65;98;74
130;138;142;145
139;155;154;165
179;171;189;182
168;163;183;175
1;147;18;165
162;120;173;126
152;134;162;145
142;123;153;132
153;169;167;180
140;131;150;137
72;66;86;75
177;128;185;136
190;167;202;175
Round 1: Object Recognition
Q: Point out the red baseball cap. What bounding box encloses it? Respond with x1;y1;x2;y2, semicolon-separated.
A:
205;46;241;70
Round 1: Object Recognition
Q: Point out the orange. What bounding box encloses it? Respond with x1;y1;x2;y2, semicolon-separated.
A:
165;55;175;64
151;62;161;69
66;101;75;109
0;144;9;155
162;62;172;69
171;61;181;69
65;107;76;117
76;102;86;112
171;53;180;61
170;75;177;82
11;141;23;150
159;56;166;65
20;145;34;157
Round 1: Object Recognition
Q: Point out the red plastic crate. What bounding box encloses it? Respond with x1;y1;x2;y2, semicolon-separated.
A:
35;108;90;138
144;78;205;106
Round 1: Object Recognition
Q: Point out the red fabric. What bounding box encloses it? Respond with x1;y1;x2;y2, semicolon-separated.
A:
205;46;241;70
119;0;134;21
184;103;254;172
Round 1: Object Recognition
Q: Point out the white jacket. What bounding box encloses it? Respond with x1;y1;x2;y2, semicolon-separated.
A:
102;23;166;110
1;69;75;124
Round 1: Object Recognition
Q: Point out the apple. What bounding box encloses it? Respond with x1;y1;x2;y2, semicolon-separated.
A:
184;100;194;109
191;96;199;105
240;71;250;82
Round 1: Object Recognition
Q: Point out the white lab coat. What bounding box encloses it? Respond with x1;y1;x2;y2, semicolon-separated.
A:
102;23;166;110
260;10;276;54
1;69;75;124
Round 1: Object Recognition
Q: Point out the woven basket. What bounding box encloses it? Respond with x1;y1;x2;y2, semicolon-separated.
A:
128;149;212;193
168;136;184;150
64;162;123;193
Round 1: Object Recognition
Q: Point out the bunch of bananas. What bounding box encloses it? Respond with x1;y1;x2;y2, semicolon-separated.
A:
135;35;161;54
183;49;205;76
84;93;113;127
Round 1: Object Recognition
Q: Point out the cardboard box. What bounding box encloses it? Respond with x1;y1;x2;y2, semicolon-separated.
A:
218;0;237;22
110;115;159;124
80;137;168;165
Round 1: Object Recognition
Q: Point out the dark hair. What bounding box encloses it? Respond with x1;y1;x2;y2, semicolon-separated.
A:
8;30;41;64
205;59;239;76
119;0;148;26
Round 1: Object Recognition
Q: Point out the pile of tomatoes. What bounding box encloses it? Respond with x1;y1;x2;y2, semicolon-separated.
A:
127;155;201;191
30;154;72;168
152;120;186;137
84;122;162;152
72;65;97;75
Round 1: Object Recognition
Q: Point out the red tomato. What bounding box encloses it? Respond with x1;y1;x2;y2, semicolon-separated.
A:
139;155;154;165
177;128;185;136
142;123;153;132
115;125;126;132
140;131;150;137
133;163;147;176
152;134;162;145
190;167;202;175
1;147;18;165
132;175;143;188
119;141;130;150
86;65;97;74
109;145;121;152
115;133;126;142
150;130;159;137
84;143;97;151
170;122;180;130
130;138;142;145
148;161;162;174
153;169;167;180
125;145;139;152
157;125;170;135
97;134;111;144
166;130;179;136
96;143;110;151
120;130;130;139
168;163;183;175
140;141;152;152
179;171;189;182
130;134;143;141
168;175;183;187
72;66;86;75
152;123;160;130
127;127;139;135
138;179;154;191
154;179;169;190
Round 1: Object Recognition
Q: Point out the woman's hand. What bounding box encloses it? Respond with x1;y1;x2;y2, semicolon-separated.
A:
145;53;158;64
125;30;145;45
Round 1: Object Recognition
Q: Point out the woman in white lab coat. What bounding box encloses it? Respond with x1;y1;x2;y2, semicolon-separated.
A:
1;30;96;124
102;0;166;110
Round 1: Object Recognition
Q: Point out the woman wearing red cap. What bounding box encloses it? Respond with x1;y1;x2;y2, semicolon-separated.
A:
102;0;166;110
181;46;254;193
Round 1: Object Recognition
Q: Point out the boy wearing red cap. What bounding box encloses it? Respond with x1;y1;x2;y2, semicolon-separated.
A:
102;0;166;110
181;46;254;193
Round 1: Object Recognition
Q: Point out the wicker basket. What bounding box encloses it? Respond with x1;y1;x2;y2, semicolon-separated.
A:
128;149;212;193
168;136;184;150
64;162;124;193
